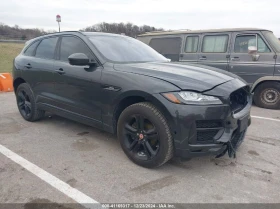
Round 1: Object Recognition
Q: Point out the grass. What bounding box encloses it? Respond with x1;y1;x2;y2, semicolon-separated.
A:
0;43;25;74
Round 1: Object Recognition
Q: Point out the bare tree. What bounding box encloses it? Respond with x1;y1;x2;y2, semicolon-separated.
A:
81;22;164;37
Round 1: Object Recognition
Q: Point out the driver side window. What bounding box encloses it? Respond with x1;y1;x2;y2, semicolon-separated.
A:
60;36;93;62
234;34;271;53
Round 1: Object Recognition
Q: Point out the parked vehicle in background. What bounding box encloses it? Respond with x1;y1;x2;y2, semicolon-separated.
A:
13;32;251;168
138;28;280;109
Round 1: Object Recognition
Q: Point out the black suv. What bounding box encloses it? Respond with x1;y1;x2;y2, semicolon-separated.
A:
13;32;252;168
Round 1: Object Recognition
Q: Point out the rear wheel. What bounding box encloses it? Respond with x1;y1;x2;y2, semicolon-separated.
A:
253;82;280;109
117;102;173;168
16;83;45;121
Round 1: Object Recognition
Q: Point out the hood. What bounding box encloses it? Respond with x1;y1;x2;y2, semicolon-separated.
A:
113;62;238;92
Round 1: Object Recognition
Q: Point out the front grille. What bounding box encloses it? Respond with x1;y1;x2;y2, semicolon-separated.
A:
197;130;220;142
230;87;249;113
196;120;223;129
195;120;223;143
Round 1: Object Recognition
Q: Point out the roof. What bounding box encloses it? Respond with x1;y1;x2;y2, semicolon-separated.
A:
31;31;127;41
25;31;129;45
82;32;125;37
138;28;271;37
26;31;83;43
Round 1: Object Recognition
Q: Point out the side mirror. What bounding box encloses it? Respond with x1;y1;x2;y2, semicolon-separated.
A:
248;46;257;54
68;53;90;66
248;46;260;61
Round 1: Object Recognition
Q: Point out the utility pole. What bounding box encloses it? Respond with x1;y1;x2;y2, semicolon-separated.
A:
56;15;61;32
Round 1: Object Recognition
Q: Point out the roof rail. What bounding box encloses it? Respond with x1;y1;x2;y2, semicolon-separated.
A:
138;28;270;37
43;30;84;36
143;29;191;34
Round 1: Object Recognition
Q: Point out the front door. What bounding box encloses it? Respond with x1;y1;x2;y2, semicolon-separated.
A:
229;32;276;85
53;35;103;126
198;33;231;71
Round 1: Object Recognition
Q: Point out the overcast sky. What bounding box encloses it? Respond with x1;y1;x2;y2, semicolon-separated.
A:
1;0;280;36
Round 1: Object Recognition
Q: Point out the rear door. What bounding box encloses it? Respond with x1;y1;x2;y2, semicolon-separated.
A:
17;40;40;88
23;36;59;105
229;32;276;84
53;35;103;126
149;36;182;61
179;34;199;64
198;33;231;71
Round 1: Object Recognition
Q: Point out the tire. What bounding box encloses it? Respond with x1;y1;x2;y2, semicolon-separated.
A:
253;82;280;109
117;102;174;168
16;83;45;121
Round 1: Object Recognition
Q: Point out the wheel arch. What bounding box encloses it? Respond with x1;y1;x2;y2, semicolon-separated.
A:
13;77;26;93
251;76;280;92
112;90;176;135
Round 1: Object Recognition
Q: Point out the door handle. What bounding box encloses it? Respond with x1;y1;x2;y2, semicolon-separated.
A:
25;63;32;69
55;68;65;75
199;56;207;60
231;57;240;61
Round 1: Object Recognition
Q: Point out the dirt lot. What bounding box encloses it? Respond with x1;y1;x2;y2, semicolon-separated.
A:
0;92;280;207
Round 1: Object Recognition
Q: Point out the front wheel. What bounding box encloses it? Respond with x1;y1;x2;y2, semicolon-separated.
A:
253;82;280;109
117;102;174;168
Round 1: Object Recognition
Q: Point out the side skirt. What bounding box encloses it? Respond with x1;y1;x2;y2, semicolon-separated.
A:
37;103;114;133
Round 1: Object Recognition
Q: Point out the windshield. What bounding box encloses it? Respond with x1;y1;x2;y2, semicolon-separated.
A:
263;31;280;52
88;35;168;63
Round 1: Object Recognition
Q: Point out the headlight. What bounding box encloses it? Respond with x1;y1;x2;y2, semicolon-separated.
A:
162;91;222;105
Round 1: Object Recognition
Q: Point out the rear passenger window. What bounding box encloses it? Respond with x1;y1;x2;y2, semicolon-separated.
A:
185;36;199;53
234;35;271;53
35;37;58;59
202;35;228;53
60;36;92;62
149;37;182;61
24;41;39;56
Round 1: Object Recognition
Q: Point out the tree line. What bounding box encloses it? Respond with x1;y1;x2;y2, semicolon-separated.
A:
0;22;164;40
80;22;164;37
0;23;52;40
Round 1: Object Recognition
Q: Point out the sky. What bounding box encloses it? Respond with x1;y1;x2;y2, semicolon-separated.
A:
1;0;280;37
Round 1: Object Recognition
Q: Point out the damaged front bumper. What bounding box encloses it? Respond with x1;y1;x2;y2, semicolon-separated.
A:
175;97;252;160
155;83;253;160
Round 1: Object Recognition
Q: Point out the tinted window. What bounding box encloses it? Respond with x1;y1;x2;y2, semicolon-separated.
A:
24;41;39;56
202;35;228;53
35;37;58;59
60;36;92;62
149;37;182;61
149;37;182;54
185;36;198;53
234;35;270;53
89;35;168;63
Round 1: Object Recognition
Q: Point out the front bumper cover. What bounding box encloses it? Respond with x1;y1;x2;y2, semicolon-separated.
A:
154;80;252;160
173;101;251;159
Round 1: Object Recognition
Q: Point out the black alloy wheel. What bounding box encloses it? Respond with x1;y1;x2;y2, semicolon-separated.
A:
16;83;45;121
117;102;174;168
17;89;32;118
123;114;160;161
